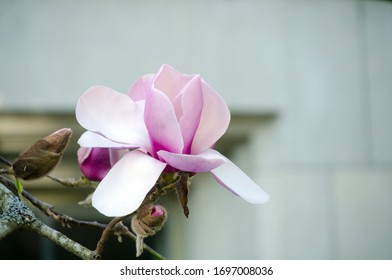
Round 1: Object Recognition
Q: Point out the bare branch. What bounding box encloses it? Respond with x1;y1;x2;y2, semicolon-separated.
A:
29;219;97;259
0;175;165;259
0;182;96;259
1;152;167;260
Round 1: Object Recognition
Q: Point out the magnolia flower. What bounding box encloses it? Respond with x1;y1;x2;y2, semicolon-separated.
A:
76;64;269;217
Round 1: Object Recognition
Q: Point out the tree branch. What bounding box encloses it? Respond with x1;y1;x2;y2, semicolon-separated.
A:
0;182;96;259
0;183;34;239
29;219;97;259
0;175;165;259
1;153;165;260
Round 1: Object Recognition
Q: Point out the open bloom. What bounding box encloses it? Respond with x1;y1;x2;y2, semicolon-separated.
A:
76;64;269;217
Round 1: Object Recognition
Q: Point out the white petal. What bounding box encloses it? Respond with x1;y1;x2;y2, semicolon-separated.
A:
76;86;151;149
92;150;167;217
157;149;226;172
78;131;135;149
210;155;270;204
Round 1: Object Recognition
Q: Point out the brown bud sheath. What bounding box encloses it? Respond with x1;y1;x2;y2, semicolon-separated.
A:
175;172;191;218
12;128;72;180
131;204;167;257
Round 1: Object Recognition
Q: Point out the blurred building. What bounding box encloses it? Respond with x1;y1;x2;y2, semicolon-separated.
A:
1;0;392;259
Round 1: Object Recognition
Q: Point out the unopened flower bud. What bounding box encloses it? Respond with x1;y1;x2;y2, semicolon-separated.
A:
12;128;72;180
131;204;167;257
77;147;126;181
131;204;167;237
77;147;112;181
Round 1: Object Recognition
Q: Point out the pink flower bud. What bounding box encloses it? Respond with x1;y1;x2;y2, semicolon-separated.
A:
131;204;167;238
150;205;165;217
77;147;112;181
131;204;167;257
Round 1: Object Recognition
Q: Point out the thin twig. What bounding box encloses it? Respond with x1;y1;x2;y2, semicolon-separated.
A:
47;174;94;188
1;154;93;189
0;155;12;166
0;175;19;196
0;168;12;175
94;216;130;259
93;217;165;260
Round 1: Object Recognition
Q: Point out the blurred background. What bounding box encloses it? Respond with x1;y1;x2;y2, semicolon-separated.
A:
1;0;392;259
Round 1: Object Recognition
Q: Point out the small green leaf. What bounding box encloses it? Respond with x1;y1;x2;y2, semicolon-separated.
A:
15;178;24;199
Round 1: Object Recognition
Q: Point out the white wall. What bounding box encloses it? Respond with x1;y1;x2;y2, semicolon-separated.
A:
1;0;391;259
255;1;392;259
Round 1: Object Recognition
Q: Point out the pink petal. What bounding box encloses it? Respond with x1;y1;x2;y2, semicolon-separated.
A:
172;93;183;120
127;74;154;101
92;150;167;217
76;86;150;148
210;155;270;204
144;88;184;155
152;64;193;101
77;147;113;181
191;81;231;154
178;75;204;154
157;149;226;172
